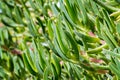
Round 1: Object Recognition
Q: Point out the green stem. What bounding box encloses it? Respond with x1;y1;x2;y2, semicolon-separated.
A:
87;43;108;54
90;63;109;70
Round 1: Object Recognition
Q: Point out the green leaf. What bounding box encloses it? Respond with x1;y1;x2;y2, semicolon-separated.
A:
93;0;119;12
1;16;24;27
59;0;76;27
51;54;61;77
22;41;38;75
14;5;23;24
53;38;68;60
51;63;58;80
53;21;69;55
76;0;88;24
102;9;115;33
33;39;46;71
64;30;79;61
47;19;53;40
64;0;77;22
75;31;100;43
43;66;51;80
116;23;120;35
22;53;38;75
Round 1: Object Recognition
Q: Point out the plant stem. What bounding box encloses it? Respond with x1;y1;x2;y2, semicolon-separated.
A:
90;63;109;70
87;43;108;54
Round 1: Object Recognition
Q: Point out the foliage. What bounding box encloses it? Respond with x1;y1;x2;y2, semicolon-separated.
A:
0;0;120;79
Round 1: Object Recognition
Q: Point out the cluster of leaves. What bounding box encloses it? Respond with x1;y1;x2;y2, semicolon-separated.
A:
0;0;120;79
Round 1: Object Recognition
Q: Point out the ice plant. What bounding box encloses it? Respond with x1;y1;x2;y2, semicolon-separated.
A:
0;0;120;79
